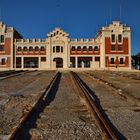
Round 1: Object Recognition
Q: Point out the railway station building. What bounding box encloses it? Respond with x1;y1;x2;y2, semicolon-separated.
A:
0;21;131;70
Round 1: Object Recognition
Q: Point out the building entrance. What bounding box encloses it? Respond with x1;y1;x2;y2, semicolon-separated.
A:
53;57;63;68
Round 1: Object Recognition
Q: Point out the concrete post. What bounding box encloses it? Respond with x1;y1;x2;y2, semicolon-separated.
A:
21;57;24;69
38;56;41;68
75;56;78;68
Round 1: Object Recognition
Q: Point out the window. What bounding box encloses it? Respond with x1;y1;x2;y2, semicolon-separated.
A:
61;46;63;52
71;46;75;51
17;46;22;52
94;46;98;51
111;34;115;42
29;46;33;51
56;31;59;35
118;34;122;42
120;58;124;64
111;45;115;51
0;45;4;51
0;35;4;43
56;46;60;52
118;45;122;51
89;46;92;51
40;46;45;51
1;58;6;65
95;57;100;61
35;46;39;51
77;46;81;51
83;46;87;51
110;58;115;64
23;46;27;51
41;57;46;62
53;46;55;52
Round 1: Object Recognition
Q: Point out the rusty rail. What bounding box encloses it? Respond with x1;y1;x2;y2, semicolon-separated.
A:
8;71;60;140
71;71;117;140
0;70;28;80
85;72;128;100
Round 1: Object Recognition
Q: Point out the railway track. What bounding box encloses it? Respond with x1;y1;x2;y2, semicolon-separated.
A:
7;71;118;140
106;71;140;81
0;70;27;80
84;71;140;106
8;71;60;140
0;70;41;81
84;71;128;100
71;71;117;140
77;71;140;140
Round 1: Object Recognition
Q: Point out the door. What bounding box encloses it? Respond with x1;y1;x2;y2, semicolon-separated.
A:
53;58;63;68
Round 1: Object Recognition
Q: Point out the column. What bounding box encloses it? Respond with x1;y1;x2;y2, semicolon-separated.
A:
15;57;17;69
21;57;24;69
75;56;78;68
92;56;94;68
38;56;41;69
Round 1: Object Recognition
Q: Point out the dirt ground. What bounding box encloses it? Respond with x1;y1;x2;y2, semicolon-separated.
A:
14;72;101;140
0;70;139;140
0;71;56;139
78;70;140;140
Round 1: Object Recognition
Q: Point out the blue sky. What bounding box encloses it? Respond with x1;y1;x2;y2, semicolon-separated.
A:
0;0;139;55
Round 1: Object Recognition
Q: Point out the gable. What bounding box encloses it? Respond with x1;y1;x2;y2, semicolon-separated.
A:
47;27;69;38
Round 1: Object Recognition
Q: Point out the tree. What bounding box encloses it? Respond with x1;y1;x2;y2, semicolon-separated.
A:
132;53;140;69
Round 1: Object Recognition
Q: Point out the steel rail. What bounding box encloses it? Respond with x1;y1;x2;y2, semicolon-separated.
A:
0;70;26;80
8;71;60;140
0;70;39;80
85;71;127;100
71;71;117;140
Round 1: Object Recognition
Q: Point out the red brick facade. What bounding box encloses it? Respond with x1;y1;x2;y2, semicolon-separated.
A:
0;21;131;70
105;37;129;54
16;49;46;55
0;38;11;68
70;48;100;55
105;56;129;67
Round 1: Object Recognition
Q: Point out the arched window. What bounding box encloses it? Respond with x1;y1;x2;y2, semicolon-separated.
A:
83;46;87;51
120;58;124;64
111;58;115;64
17;46;22;52
61;46;63;52
0;45;4;51
53;46;55;53
71;46;75;51
94;46;98;51
56;46;60;52
0;35;4;43
29;46;33;51
118;34;122;42
40;46;45;51
77;46;81;51
1;58;6;65
112;34;115;42
23;46;27;52
35;46;39;51
89;46;92;51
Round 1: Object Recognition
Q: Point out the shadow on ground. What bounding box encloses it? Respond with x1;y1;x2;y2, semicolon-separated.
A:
14;72;61;140
78;74;127;140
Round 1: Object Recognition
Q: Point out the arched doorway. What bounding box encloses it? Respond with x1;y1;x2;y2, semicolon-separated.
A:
53;57;63;68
